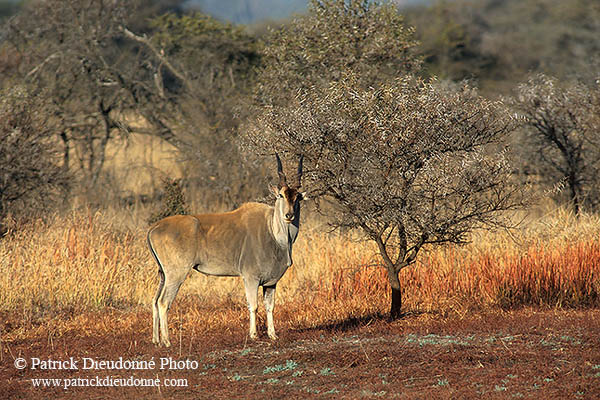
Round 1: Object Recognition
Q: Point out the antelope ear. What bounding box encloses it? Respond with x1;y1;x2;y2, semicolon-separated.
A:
270;184;280;196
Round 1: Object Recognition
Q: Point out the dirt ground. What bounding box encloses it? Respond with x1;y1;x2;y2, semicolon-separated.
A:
1;308;599;399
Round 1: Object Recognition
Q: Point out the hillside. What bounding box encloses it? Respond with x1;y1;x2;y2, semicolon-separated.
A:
185;0;431;23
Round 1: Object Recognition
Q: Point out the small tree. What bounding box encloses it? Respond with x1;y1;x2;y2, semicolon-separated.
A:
511;74;600;214
4;0;135;190
244;76;526;318
248;0;526;318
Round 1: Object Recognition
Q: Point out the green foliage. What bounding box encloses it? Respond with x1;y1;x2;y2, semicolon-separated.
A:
151;12;250;45
258;0;420;105
263;360;298;374
148;178;189;225
150;12;260;84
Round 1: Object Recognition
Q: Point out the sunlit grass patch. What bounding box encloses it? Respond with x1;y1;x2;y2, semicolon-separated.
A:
1;206;600;341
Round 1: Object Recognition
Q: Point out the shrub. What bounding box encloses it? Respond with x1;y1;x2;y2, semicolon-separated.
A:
147;178;189;225
0;87;70;231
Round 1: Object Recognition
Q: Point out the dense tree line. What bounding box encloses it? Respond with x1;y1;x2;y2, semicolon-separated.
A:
405;0;600;93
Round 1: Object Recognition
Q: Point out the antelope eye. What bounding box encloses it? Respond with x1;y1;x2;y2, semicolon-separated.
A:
278;194;283;198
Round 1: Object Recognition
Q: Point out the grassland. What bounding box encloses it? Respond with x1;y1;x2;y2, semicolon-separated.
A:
1;205;599;341
1;205;600;398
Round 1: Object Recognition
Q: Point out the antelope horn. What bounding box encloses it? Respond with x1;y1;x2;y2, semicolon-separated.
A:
296;155;304;188
275;153;287;188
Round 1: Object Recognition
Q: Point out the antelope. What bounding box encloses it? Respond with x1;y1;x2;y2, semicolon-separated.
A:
147;154;305;347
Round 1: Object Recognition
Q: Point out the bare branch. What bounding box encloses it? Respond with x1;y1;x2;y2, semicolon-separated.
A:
120;26;191;92
26;53;61;80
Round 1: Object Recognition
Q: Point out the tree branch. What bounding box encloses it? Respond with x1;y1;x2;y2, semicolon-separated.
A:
120;26;191;92
26;53;61;80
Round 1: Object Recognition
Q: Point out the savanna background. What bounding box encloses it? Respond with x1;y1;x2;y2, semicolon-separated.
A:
1;0;600;398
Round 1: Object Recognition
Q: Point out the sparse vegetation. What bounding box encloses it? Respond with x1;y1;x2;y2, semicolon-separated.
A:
406;0;600;93
1;1;599;398
1;206;599;338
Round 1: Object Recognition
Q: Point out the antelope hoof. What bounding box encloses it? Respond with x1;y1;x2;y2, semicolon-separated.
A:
268;331;278;340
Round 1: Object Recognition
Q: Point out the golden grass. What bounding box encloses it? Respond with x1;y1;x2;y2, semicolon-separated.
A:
1;206;599;341
0;212;153;322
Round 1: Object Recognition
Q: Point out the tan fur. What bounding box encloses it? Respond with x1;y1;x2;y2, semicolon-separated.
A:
148;158;304;346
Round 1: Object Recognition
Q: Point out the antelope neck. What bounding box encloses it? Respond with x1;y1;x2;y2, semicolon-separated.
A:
271;203;299;266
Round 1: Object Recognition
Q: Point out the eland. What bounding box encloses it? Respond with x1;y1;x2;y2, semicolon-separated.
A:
147;154;305;346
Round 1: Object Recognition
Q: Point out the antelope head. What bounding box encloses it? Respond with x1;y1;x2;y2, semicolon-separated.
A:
272;154;305;224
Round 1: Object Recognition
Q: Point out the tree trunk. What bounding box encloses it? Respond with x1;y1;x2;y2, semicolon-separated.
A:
60;131;70;174
568;169;580;215
387;268;403;320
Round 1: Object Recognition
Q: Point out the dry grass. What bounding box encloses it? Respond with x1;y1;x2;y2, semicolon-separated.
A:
0;212;153;329
1;206;599;341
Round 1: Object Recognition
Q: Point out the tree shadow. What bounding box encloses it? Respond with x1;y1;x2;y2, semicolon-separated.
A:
292;310;427;334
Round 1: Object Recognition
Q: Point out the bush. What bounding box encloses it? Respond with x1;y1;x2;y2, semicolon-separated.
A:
0;87;70;230
510;74;600;214
147;178;189;225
